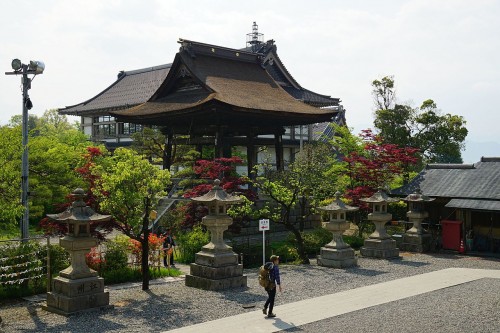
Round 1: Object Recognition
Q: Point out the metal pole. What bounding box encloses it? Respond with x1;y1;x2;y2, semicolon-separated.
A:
20;65;30;241
262;230;265;265
46;236;52;292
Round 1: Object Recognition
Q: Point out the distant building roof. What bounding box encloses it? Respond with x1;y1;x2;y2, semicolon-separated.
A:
391;157;500;201
60;64;171;115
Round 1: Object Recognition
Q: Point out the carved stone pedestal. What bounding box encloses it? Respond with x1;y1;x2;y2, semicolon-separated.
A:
317;221;357;268
361;238;400;258
360;212;399;259
402;233;432;252
44;276;110;316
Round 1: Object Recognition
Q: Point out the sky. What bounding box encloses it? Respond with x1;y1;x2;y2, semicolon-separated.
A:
1;0;499;163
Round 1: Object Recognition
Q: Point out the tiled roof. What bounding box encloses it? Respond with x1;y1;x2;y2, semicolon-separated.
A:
282;87;339;107
60;64;171;115
112;51;336;125
391;157;500;200
445;199;500;211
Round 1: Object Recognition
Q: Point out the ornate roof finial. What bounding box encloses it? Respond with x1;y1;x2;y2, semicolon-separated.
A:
246;21;264;52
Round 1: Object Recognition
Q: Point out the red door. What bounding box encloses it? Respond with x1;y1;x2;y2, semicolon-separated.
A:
441;220;463;251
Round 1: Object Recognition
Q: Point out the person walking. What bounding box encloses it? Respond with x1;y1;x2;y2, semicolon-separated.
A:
163;229;176;267
263;254;282;318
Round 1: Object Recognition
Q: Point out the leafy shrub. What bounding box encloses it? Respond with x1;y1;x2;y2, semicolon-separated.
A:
176;225;210;263
103;241;129;272
101;266;182;285
343;235;364;249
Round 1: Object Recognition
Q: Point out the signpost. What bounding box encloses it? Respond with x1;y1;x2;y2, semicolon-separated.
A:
259;219;270;264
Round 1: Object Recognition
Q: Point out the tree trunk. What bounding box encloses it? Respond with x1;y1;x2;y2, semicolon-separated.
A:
141;198;151;291
290;226;310;264
283;209;310;265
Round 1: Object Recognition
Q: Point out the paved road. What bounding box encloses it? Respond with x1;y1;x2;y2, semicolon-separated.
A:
163;268;500;333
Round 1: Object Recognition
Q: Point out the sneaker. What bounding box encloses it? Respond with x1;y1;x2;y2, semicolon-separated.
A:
262;308;267;315
267;313;276;318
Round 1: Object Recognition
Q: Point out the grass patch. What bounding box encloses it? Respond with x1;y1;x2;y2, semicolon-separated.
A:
102;266;182;285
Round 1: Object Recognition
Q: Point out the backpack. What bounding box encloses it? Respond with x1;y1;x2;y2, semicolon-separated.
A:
258;262;274;289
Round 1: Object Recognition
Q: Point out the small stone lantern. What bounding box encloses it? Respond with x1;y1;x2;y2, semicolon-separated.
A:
185;179;247;290
317;192;359;268
360;189;400;259
402;188;434;252
43;188;112;316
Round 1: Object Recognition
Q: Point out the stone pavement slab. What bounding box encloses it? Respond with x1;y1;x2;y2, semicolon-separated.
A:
163;268;500;333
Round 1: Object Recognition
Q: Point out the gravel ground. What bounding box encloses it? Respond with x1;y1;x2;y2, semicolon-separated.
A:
1;252;500;333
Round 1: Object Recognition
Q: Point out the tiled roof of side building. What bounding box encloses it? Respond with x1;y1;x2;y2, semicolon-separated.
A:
391;157;500;200
60;64;171;115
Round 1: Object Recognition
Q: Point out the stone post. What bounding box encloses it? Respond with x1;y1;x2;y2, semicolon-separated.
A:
185;180;247;290
43;188;112;316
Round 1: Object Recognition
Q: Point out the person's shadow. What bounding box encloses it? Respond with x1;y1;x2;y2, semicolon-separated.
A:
266;316;304;331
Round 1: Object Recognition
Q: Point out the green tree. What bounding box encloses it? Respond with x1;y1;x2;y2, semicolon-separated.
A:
92;148;171;290
254;143;336;264
372;76;468;164
0;114;89;233
0;126;23;231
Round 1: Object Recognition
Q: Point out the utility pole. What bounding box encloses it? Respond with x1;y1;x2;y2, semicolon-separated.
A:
5;59;45;240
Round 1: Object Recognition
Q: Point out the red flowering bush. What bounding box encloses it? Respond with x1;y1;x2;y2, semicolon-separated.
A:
180;157;256;229
85;247;105;272
128;233;165;267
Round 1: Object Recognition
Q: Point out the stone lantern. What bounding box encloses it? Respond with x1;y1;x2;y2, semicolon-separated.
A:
402;188;434;252
360;189;400;259
185;179;247;290
43;188;111;316
317;192;359;268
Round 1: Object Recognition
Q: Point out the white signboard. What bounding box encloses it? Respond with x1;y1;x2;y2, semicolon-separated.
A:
259;219;270;231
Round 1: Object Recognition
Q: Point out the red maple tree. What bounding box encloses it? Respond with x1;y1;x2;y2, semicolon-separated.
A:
343;129;419;211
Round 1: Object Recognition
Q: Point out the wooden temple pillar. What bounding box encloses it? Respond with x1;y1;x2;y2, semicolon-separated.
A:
215;126;224;158
274;129;284;172
162;128;173;171
247;132;256;178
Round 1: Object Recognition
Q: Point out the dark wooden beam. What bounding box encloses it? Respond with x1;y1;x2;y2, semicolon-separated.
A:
163;128;173;171
275;130;284;171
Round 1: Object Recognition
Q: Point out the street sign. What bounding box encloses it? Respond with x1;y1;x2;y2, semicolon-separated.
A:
259;219;270;231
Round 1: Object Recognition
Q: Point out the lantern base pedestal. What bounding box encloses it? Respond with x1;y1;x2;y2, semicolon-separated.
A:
43;276;111;316
361;238;400;259
186;249;247;290
185;263;247;290
401;233;432;253
317;247;357;268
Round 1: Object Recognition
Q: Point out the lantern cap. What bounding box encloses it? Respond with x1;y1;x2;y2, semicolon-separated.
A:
360;188;399;204
403;188;435;202
46;188;111;223
191;179;243;204
317;191;359;212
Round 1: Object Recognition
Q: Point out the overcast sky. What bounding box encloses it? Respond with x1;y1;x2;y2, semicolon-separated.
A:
1;0;499;162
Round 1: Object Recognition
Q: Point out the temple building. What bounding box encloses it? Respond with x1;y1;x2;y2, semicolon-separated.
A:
391;157;500;254
60;23;345;173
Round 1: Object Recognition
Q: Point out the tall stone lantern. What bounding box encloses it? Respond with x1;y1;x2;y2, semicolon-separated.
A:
402;188;434;252
317;192;359;268
360;189;400;259
43;188;111;316
185;179;247;290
